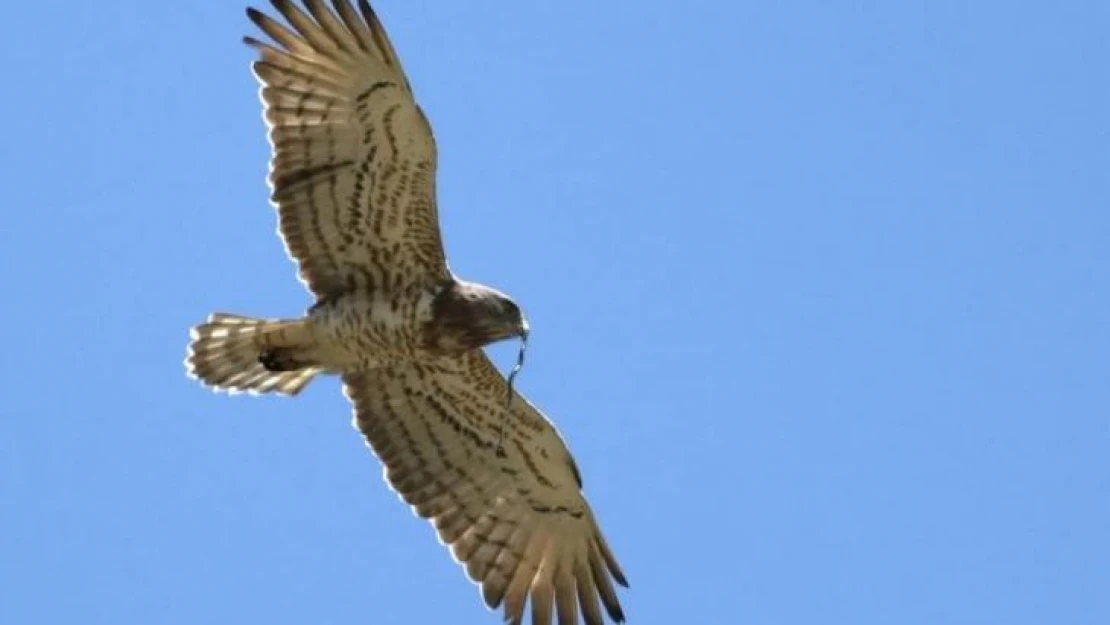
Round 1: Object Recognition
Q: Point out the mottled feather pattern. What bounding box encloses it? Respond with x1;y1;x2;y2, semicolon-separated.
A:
247;0;447;297
343;350;626;625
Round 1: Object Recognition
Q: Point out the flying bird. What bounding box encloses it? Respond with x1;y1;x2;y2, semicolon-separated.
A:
184;1;627;623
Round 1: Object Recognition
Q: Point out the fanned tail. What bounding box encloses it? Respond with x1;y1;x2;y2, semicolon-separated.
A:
185;313;321;396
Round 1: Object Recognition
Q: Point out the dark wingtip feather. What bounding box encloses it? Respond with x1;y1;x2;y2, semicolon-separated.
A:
598;538;628;588
357;0;376;21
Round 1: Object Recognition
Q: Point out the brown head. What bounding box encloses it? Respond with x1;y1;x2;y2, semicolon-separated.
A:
428;281;529;352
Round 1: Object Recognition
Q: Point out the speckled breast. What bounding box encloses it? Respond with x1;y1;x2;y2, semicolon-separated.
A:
309;286;437;370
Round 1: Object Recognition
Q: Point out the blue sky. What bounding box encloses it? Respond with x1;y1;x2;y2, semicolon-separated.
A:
2;1;1107;623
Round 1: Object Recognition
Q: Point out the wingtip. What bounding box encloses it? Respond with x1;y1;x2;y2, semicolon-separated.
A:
246;6;271;34
357;0;376;19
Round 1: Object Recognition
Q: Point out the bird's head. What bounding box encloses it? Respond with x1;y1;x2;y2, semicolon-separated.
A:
489;292;530;342
430;281;529;351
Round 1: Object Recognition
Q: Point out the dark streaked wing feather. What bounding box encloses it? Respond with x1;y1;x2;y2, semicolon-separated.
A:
342;351;627;624
246;0;447;297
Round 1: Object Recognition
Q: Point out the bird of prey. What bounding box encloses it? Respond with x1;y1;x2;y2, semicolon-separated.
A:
183;1;627;623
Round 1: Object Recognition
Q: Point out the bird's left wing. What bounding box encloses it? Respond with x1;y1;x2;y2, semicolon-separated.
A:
342;351;628;625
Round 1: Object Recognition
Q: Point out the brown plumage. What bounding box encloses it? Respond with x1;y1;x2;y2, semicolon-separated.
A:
183;2;627;623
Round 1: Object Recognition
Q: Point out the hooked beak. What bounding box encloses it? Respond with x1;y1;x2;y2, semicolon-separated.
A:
518;317;530;340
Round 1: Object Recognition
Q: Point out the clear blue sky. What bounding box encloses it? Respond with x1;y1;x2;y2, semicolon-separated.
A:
2;1;1106;623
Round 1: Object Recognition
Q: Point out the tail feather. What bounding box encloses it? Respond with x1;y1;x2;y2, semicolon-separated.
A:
185;313;320;396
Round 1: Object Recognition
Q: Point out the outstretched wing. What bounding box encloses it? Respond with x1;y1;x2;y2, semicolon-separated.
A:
246;0;448;297
342;351;628;625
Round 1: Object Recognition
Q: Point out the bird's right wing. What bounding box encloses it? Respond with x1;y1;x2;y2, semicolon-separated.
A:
342;350;628;625
245;0;449;297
